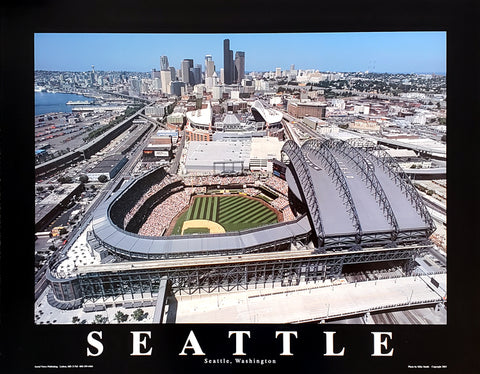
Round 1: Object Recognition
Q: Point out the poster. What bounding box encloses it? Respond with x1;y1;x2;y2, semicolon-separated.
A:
1;1;479;373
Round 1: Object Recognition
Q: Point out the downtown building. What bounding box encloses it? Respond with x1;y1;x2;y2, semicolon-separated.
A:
287;99;327;119
223;39;245;84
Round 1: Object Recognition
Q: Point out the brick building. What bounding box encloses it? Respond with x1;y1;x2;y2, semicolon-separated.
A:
287;100;327;119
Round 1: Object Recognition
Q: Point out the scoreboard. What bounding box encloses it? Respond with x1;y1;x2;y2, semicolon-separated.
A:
272;159;287;180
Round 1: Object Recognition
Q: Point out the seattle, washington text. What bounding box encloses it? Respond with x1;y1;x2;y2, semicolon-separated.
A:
86;330;394;357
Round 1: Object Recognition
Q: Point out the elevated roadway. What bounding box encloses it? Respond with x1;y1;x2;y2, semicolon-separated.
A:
36;120;156;300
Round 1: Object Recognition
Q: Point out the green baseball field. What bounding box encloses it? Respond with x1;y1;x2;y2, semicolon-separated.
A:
171;194;279;235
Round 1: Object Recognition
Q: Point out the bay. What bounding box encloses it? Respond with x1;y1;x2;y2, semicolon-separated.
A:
35;92;95;116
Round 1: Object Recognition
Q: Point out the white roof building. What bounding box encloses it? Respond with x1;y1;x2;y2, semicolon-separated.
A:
250;100;283;124
184;140;251;174
186;102;213;127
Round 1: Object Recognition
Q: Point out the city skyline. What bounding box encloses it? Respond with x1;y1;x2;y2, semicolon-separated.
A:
34;32;446;74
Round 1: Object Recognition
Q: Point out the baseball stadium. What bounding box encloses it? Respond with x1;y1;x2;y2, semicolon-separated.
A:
46;137;436;309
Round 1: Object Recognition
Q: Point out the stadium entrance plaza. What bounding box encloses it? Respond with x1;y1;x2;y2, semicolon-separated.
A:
169;273;446;324
35;268;446;325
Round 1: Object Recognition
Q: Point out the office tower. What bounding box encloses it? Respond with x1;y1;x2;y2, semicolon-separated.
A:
181;59;194;85
212;85;223;100
275;67;282;77
151;69;161;80
153;77;162;91
170;81;186;97
223;39;234;84
169;66;176;81
220;68;225;85
205;55;215;78
205;54;212;74
234;51;245;83
193;64;202;85
290;64;295;71
160;70;171;94
160;56;169;71
206;60;215;78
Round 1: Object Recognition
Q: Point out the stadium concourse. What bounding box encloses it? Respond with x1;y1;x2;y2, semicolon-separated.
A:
44;138;438;315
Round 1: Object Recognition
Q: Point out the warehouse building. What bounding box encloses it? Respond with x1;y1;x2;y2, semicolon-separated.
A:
143;137;173;161
35;183;84;232
86;154;128;181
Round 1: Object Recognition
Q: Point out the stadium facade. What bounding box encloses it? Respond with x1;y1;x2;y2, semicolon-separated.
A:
45;137;436;309
184;100;283;142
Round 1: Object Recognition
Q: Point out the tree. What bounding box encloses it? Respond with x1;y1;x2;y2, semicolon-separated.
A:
114;311;129;323
132;308;148;321
91;314;108;324
79;174;89;183
98;175;108;183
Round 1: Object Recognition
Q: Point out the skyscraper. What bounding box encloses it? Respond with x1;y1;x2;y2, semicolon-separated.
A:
205;55;215;78
223;39;233;85
169;66;176;81
181;59;194;85
160;70;171;94
193;64;202;85
234;51;245;83
160;56;169;71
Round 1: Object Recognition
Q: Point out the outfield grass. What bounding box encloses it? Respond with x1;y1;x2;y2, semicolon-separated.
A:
171;195;278;235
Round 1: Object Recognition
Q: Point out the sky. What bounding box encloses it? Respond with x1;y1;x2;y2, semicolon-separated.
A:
34;32;446;74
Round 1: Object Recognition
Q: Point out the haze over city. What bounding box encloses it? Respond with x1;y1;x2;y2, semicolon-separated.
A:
34;32;446;74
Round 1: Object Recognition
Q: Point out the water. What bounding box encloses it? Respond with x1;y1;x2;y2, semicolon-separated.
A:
35;92;95;116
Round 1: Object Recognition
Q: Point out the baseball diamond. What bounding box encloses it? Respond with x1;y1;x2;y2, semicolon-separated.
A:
181;219;226;235
172;194;279;235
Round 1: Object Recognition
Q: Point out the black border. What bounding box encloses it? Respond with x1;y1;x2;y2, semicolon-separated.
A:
1;0;479;373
